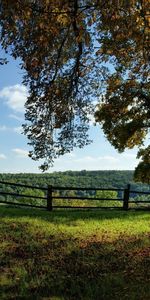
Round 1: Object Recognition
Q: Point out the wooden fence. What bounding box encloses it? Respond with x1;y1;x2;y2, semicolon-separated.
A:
0;181;150;211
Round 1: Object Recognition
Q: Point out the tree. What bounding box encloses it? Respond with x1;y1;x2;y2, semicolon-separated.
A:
0;1;149;180
134;146;150;184
94;1;149;183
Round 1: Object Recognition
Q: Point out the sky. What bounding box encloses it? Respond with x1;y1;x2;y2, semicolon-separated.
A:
0;53;144;173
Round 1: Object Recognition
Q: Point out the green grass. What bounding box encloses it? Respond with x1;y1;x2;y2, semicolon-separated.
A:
0;205;150;300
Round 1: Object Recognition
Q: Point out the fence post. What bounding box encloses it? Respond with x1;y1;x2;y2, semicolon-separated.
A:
123;184;130;210
47;185;52;211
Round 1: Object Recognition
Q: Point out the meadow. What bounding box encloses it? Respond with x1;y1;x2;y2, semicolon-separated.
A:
0;205;150;300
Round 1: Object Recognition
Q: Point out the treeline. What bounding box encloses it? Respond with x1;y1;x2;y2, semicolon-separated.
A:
0;170;149;190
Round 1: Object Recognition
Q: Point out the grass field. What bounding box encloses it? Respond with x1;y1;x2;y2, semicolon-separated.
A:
0;205;150;300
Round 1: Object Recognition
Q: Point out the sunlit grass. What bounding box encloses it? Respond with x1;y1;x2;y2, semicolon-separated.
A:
0;205;150;299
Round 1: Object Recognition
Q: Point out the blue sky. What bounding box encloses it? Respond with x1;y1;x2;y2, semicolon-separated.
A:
0;54;143;173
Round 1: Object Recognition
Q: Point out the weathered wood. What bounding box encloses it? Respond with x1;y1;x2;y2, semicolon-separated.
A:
0;180;149;211
0;200;46;209
0;191;46;200
129;200;150;203
53;196;122;201
0;180;47;190
53;206;123;209
47;185;53;211
50;186;124;191
129;190;150;195
123;184;130;210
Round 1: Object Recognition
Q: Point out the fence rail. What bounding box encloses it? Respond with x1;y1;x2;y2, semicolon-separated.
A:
0;191;46;200
50;186;124;192
0;180;47;190
0;181;150;211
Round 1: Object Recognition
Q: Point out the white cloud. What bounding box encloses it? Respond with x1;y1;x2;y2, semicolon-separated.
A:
9;114;24;121
98;155;119;162
13;126;23;134
53;154;120;171
0;153;6;159
52;150;140;171
122;153;137;159
85;156;95;161
12;148;29;158
0;84;28;113
87;114;96;126
0;125;7;131
65;153;76;158
74;155;119;163
0;125;23;134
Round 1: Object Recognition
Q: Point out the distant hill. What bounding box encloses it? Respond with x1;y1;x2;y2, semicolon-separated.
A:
0;170;149;191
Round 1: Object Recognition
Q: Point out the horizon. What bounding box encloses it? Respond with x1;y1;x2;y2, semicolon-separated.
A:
0;169;135;174
0;169;134;175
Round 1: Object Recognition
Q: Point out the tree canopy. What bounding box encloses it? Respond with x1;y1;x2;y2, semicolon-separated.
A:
0;0;149;182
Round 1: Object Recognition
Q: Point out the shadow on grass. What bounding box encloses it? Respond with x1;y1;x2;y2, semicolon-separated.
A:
0;218;150;300
0;204;150;225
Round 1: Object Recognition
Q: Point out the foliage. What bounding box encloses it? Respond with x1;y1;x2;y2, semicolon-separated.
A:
130;194;150;209
0;170;149;196
134;146;150;184
0;1;149;177
52;189;120;208
20;188;45;206
95;189;121;207
1;170;150;208
94;0;150;183
0;0;95;170
0;206;150;299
